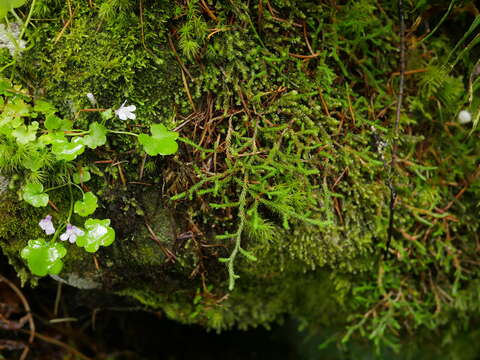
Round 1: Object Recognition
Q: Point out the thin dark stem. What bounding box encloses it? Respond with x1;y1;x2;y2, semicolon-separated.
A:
385;0;405;259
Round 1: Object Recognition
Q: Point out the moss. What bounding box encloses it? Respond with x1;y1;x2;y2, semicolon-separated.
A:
1;0;480;356
0;192;45;285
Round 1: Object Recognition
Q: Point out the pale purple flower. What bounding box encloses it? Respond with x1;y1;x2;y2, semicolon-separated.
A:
86;93;97;106
39;215;55;235
60;224;84;244
115;100;136;120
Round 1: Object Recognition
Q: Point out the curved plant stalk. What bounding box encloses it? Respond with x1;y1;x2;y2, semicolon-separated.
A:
385;0;406;258
19;0;36;40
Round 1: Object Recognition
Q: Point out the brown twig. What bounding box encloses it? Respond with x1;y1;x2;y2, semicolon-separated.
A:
199;0;218;21
289;52;320;59
167;33;193;80
53;4;76;44
318;91;331;117
145;222;177;262
303;22;315;55
20;329;92;360
181;69;196;112
0;274;35;360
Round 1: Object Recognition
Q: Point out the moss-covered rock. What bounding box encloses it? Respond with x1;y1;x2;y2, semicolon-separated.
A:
1;0;480;357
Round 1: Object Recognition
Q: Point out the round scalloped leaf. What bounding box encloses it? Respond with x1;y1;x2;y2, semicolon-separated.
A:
138;124;179;156
138;134;161;156
23;151;43;171
20;239;67;277
83;122;107;149
33;100;57;115
44;115;63;130
76;218;115;253
44;116;72;131
74;192;98;217
1;0;27;18
52;136;85;161
12;121;38;144
72;167;91;184
38;131;65;145
22;183;49;207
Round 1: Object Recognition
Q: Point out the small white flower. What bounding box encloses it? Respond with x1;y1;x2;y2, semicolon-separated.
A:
39;215;55;235
115;100;136;120
458;110;472;124
60;224;84;244
86;93;97;106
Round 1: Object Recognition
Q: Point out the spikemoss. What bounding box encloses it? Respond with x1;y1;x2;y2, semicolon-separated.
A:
1;0;480;357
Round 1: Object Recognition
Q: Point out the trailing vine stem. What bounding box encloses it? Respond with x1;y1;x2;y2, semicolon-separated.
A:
385;0;406;258
19;0;36;41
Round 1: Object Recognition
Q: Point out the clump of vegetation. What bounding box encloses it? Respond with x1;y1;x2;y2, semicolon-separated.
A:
0;75;184;276
1;0;479;358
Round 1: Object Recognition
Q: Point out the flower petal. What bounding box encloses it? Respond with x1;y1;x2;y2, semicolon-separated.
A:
45;224;55;235
125;105;136;112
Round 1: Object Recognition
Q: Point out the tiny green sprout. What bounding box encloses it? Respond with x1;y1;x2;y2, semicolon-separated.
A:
74;192;98;217
20;239;66;276
22;182;49;207
76;218;115;252
138;124;179;156
83;122;107;149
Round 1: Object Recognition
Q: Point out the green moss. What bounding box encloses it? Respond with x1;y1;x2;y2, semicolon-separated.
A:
0;192;45;284
1;0;480;356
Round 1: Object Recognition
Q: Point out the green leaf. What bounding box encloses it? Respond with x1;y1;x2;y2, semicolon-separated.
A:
0;100;30;126
34;100;57;115
0;113;23;136
22;183;49;207
38;131;65;145
20;239;66;277
52;136;85;161
0;0;27;17
83;122;107;149
0;78;10;94
101;109;113;121
44;115;63;130
12;121;38;144
58;119;73;131
23;151;44;171
72;167;91;184
138;124;179;156
76;218;115;252
74;192;98;217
